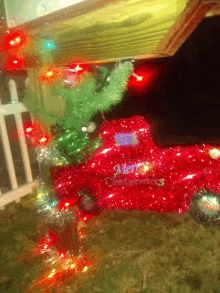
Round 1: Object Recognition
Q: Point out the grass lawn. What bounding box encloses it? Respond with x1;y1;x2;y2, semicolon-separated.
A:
0;195;220;293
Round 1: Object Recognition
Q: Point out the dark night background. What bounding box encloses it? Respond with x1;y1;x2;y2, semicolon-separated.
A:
106;15;220;146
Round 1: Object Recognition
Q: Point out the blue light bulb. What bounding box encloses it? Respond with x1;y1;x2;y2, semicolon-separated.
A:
51;200;58;207
44;40;55;50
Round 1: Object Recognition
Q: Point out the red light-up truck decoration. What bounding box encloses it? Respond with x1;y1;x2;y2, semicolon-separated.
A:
51;115;220;226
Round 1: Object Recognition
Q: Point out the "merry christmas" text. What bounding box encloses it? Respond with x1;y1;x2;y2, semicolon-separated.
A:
105;177;165;187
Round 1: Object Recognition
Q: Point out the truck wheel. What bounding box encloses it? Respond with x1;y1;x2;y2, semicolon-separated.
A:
77;189;99;213
189;190;220;226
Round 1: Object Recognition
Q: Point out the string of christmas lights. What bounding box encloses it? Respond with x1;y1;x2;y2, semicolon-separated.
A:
12;29;134;290
1;27;159;290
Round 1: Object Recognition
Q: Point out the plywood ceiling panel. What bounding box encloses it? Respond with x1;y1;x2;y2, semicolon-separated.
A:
25;0;189;64
9;0;217;65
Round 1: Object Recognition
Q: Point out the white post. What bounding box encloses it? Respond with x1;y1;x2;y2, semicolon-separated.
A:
0;189;5;210
8;79;33;202
0;95;18;191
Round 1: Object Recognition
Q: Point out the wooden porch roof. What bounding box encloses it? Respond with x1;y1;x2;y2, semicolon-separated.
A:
1;0;220;67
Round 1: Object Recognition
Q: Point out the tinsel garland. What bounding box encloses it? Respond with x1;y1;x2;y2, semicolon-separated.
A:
55;133;102;165
35;181;76;229
55;127;89;156
36;145;65;166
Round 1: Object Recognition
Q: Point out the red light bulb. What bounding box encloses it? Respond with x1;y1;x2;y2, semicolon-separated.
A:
23;121;41;138
132;73;143;81
5;56;26;70
39;67;61;84
128;65;161;94
35;134;51;147
67;60;88;74
1;30;29;51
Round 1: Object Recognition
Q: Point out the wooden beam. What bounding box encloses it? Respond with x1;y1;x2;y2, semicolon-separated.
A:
153;0;214;56
9;0;214;64
21;0;189;64
205;3;220;17
54;54;169;66
201;0;220;3
18;0;117;33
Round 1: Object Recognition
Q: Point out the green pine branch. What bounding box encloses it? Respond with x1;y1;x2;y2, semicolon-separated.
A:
23;57;134;131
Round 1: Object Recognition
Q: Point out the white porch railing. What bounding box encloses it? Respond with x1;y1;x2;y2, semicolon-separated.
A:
0;78;39;209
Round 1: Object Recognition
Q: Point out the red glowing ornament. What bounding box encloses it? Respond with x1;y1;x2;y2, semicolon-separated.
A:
1;30;29;51
23;121;41;138
49;231;61;246
59;251;66;259
65;60;88;84
57;199;78;211
35;133;51;147
26;253;95;292
67;60;88;74
132;73;143;81
39;67;61;84
128;65;161;92
128;70;150;89
5;56;26;70
37;235;55;254
76;210;97;223
23;121;50;147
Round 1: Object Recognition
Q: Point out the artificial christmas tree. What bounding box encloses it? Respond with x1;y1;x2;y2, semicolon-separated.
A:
18;35;134;290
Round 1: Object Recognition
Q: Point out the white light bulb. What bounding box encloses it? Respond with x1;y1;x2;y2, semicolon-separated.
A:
137;76;143;81
47;71;53;76
209;148;220;159
87;122;96;133
82;127;87;132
